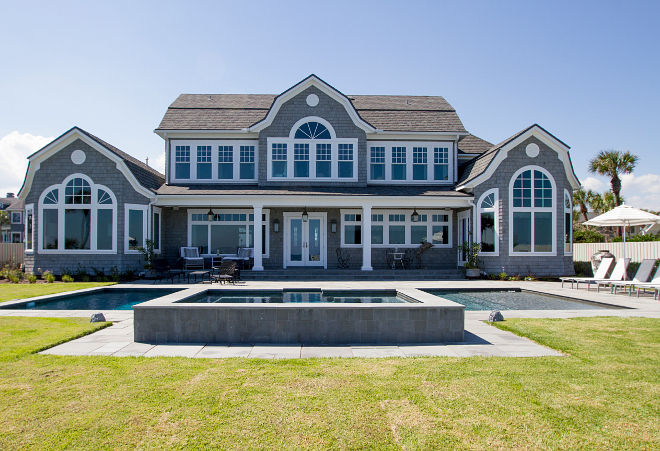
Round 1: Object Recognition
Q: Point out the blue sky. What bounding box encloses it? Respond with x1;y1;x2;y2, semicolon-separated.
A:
1;0;658;207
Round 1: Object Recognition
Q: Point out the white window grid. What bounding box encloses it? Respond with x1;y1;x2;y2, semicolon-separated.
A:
240;146;255;163
64;178;91;205
219;146;233;163
371;147;385;163
372;214;383;222
294;143;309;161
197;146;212;163
272;143;287;160
188;209;269;257
316;143;331;161
413;147;427;164
392;147;406;164
338;144;353;161
175;146;190;162
434;147;448;164
477;188;499;255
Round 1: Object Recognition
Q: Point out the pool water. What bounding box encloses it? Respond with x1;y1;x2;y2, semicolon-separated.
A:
181;290;408;304
5;288;182;310
423;289;619;311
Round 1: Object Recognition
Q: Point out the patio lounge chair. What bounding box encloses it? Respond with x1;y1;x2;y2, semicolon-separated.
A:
560;257;614;289
180;247;204;270
153;258;184;284
593;258;631;292
629;264;660;299
222;247;253;269
212;260;237;284
608;259;657;295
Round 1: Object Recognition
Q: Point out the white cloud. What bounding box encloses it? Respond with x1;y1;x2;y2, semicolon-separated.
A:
154;151;166;174
621;173;660;194
0;132;53;197
581;176;604;192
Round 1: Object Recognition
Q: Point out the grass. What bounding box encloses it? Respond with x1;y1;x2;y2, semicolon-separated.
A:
0;316;659;450
0;282;116;303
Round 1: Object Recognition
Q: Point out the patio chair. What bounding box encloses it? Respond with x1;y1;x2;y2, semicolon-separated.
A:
153;258;184;284
560;257;614;289
385;249;394;269
222;247;253;269
212;260;237;284
402;248;415;269
608;259;657;295
592;258;631;292
180;247;204;270
336;248;349;269
630;264;660;299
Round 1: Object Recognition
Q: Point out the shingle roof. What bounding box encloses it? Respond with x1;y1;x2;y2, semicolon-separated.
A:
457;134;493;155
157;93;466;133
0;197;23;210
156;184;471;197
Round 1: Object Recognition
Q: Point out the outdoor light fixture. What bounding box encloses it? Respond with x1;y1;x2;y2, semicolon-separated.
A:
302;207;309;223
273;218;279;233
207;207;215;221
331;219;337;233
411;209;419;222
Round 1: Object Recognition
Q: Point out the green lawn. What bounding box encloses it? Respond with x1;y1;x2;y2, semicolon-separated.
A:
0;316;659;450
0;282;116;303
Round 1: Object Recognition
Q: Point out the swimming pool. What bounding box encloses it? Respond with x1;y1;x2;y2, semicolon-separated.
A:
2;288;183;310
180;290;408;304
422;289;621;311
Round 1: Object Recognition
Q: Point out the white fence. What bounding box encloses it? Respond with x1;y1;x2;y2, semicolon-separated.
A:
0;243;24;267
573;242;660;262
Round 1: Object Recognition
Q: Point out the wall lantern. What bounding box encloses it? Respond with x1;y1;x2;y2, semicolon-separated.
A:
273;218;279;233
331;219;337;233
302;207;309;223
411;209;419;222
207;207;215;221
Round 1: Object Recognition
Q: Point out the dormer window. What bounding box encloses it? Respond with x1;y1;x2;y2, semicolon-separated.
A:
294;121;331;139
170;140;258;182
367;141;454;184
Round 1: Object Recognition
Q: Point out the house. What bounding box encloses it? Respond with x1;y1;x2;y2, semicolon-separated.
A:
18;75;581;276
1;193;25;244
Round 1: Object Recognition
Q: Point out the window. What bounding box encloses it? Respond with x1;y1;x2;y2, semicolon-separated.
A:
510;167;555;254
11;212;21;223
175;145;190;179
11;232;21;243
25;205;33;251
370;147;385;180
196;146;212;179
125;205;147;252
294;121;331;139
218;146;233;179
392;147;406;180
240;146;255;180
189;209;269;256
343;213;362;245
294;143;310;178
272;143;287;178
565;190;573;254
316;144;331;178
371;214;384;245
153;207;161;253
434;147;449;181
338;144;353;178
413;147;428;181
477;189;498;254
39;175;117;253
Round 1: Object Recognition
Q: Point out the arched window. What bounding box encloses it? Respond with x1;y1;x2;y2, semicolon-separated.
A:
564;189;573;254
509;166;556;255
477;189;498;254
294;121;331;139
39;174;117;253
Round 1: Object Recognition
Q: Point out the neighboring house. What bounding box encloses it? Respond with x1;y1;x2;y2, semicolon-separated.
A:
0;193;24;244
18;75;581;276
577;211;658;239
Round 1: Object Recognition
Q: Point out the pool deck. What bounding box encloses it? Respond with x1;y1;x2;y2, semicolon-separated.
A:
2;280;659;359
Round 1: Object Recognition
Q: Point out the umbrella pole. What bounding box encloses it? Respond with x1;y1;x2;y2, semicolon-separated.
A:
623;222;627;280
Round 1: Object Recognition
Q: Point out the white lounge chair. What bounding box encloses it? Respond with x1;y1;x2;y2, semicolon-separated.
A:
560;257;614;289
180;247;204;270
594;258;631;292
608;259;657;295
630;264;660;299
222;247;253;269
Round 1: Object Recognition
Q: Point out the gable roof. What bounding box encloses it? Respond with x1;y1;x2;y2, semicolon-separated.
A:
21;127;164;198
457;134;493;155
156;75;466;134
456;124;580;190
0;197;24;210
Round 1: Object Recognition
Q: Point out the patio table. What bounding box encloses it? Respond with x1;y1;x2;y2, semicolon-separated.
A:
187;270;210;284
389;252;405;269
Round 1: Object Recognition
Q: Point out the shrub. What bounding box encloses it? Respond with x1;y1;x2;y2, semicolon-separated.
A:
75;264;88;280
61;274;74;283
498;271;508;280
574;261;593;277
110;266;121;282
82;275;91;282
27;274;37;284
573;224;605;243
613;233;660;242
91;267;108;282
8;273;21;283
43;271;55;283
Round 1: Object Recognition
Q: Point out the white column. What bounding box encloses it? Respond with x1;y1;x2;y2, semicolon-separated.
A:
252;205;264;271
362;205;373;271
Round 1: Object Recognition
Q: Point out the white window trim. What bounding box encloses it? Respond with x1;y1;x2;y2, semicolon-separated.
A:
11;211;22;224
124;204;148;254
340;210;363;247
153;206;162;254
187;209;270;257
476;188;499;256
25;204;34;253
11;232;22;243
38;174;118;254
169;140;259;183
340;209;452;248
564;189;573;255
509;166;557;256
366;141;455;184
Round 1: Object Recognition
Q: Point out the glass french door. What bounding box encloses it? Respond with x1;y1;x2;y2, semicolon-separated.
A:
284;213;326;267
457;210;471;266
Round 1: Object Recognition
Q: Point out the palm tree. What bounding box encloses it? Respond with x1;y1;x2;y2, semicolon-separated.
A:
573;189;595;222
588;149;638;206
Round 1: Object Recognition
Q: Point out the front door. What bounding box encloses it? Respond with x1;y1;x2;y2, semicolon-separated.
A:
457;210;471;266
283;212;326;268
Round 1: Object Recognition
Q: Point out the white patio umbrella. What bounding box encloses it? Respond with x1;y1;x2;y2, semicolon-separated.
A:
584;203;660;277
